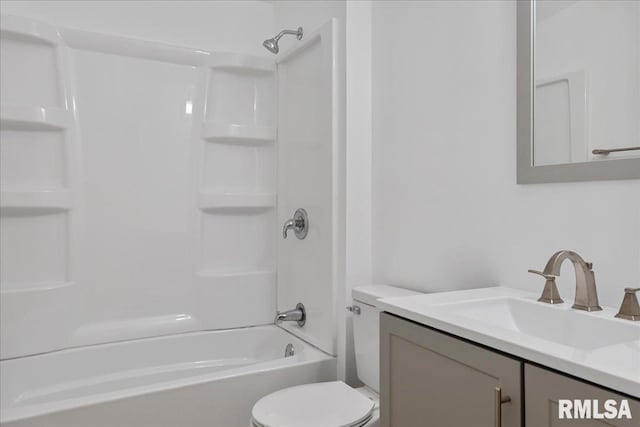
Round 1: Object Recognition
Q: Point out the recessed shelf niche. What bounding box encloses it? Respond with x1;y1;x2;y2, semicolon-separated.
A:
0;212;69;291
205;55;276;128
202;141;275;194
0;128;67;190
197;53;277;281
0;21;62;108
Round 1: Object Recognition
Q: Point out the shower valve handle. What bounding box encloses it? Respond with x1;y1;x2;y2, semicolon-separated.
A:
282;208;309;239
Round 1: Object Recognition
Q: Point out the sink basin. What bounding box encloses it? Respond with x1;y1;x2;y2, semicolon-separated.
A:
433;296;640;350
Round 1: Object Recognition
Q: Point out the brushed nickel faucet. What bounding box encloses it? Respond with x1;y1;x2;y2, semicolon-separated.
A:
615;288;640;321
530;250;602;312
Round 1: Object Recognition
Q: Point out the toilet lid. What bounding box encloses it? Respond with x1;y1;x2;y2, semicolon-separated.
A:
251;381;375;427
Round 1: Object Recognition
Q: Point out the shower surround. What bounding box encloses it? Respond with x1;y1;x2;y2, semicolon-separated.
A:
0;14;279;358
0;7;343;426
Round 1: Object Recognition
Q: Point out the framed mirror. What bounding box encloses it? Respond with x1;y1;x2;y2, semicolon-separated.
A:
517;0;640;183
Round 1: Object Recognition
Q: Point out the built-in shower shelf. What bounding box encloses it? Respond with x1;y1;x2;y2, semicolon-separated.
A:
1;105;71;130
208;53;275;74
202;122;276;144
198;192;275;211
197;269;275;277
0;190;72;214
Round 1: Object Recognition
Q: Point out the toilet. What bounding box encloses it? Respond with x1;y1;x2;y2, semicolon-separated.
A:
250;285;421;427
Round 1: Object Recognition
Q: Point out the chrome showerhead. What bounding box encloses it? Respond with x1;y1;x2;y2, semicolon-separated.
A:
263;38;279;54
262;27;303;55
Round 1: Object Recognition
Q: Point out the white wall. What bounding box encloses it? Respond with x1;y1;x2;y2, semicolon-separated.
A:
0;1;274;56
371;1;640;308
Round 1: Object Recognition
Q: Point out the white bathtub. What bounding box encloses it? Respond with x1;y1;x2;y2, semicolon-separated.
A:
0;326;335;427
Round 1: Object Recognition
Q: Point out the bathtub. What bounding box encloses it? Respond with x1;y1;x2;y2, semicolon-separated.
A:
0;326;335;427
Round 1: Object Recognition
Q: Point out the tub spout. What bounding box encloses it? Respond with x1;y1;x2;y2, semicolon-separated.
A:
275;303;306;326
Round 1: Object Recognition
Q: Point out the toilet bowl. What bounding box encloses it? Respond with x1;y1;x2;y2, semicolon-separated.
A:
250;285;420;427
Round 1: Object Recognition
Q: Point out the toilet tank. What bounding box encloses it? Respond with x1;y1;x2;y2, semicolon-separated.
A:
352;285;421;392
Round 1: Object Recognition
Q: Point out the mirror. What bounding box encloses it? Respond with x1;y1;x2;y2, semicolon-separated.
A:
517;0;640;183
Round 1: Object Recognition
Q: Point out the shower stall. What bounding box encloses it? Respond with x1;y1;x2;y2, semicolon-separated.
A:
0;4;344;426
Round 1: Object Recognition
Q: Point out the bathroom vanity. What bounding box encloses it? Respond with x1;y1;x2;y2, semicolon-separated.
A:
378;287;640;427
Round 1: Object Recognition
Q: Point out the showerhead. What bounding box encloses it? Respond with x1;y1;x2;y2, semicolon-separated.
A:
262;27;303;54
263;38;279;54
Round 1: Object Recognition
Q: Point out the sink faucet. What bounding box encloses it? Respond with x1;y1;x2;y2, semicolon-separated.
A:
540;250;602;312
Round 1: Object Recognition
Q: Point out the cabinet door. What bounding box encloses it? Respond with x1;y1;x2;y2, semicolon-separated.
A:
380;313;522;427
525;364;640;427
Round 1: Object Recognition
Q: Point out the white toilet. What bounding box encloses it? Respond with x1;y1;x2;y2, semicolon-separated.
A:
250;285;421;427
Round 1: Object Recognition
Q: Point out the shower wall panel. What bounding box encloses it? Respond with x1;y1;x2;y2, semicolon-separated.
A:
276;20;342;356
0;14;277;359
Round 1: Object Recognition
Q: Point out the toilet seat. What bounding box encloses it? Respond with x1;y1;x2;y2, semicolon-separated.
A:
251;381;375;427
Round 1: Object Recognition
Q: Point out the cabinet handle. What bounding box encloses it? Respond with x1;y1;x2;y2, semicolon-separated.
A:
494;387;511;427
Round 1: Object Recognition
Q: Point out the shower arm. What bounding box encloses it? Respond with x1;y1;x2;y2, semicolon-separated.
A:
274;28;303;42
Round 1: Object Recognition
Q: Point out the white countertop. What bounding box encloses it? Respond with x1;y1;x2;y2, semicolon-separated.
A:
378;286;640;397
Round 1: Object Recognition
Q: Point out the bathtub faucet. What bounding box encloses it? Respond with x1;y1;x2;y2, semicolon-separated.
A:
275;303;306;326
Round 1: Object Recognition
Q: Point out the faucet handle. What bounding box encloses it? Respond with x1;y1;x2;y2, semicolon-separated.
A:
528;269;555;279
528;269;564;304
615;288;640;321
282;208;309;240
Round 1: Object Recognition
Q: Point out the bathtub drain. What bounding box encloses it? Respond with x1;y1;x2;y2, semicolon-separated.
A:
284;343;295;357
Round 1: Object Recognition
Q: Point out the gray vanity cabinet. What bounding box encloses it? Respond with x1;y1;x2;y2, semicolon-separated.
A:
380;313;640;427
380;313;522;427
525;364;640;427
